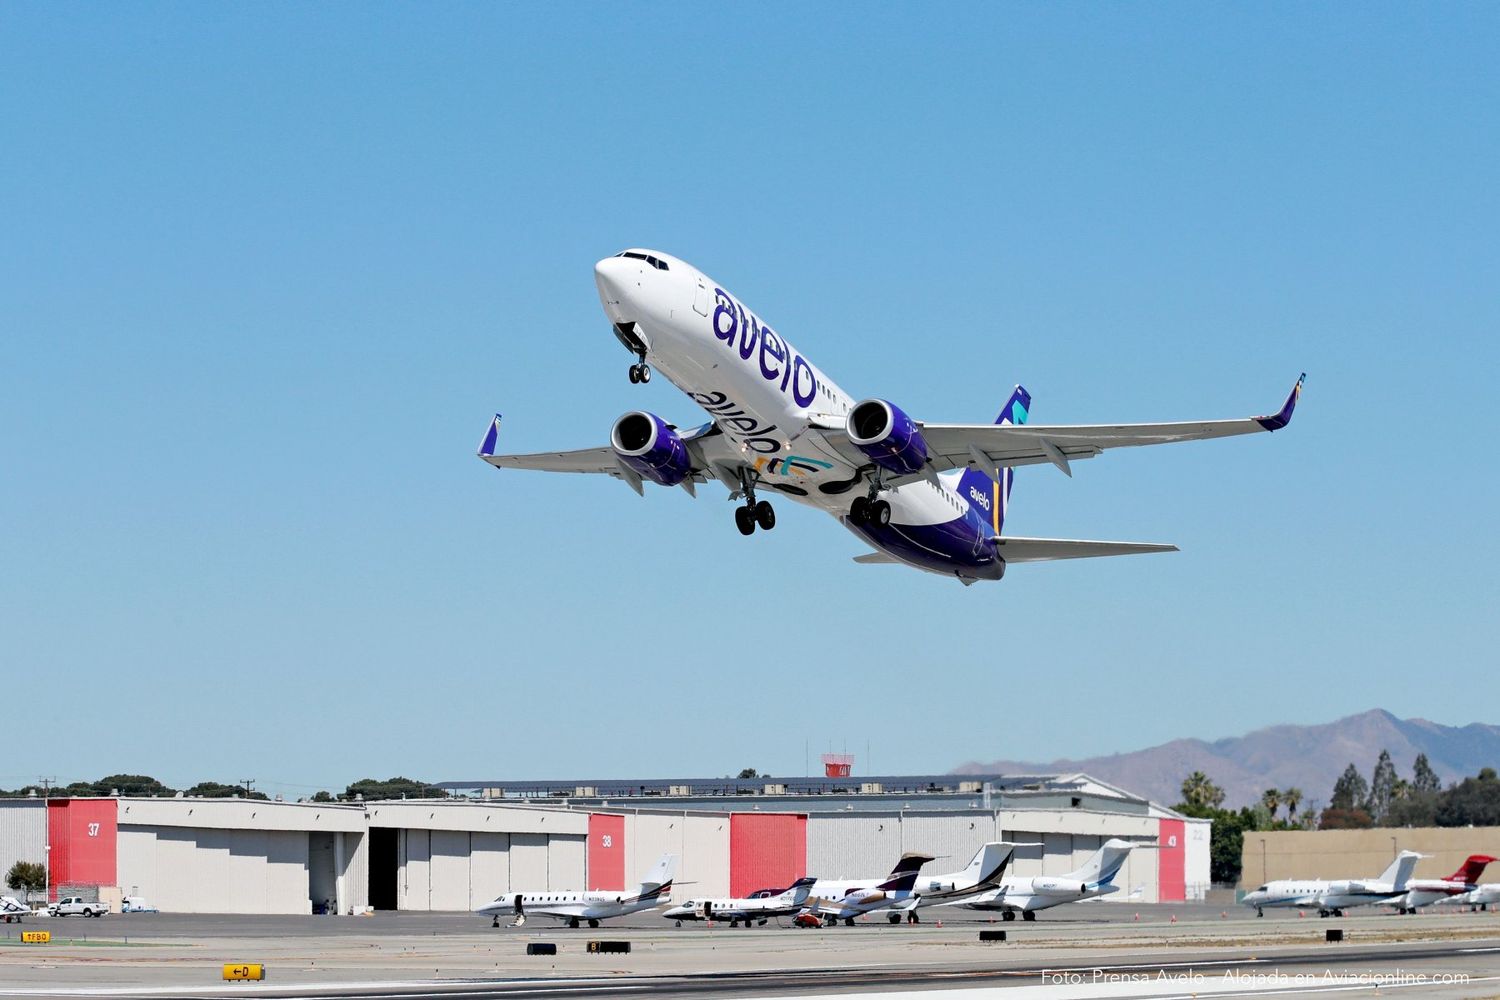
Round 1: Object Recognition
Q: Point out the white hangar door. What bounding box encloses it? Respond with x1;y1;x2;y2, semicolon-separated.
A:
429;831;470;911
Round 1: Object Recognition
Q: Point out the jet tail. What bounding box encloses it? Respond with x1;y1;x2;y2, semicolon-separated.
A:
955;385;1029;537
1066;839;1136;888
959;842;1017;887
1446;854;1496;885
632;853;679;904
878;853;936;891
1378;851;1426;891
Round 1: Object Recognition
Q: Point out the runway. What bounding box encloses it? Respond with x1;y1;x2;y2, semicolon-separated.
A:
3;904;1498;998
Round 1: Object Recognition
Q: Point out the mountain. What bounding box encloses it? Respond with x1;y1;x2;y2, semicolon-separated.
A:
954;709;1500;810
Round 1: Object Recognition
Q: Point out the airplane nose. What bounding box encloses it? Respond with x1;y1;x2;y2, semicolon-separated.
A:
595;256;632;298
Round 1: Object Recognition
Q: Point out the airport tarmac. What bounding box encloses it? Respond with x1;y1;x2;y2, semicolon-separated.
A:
2;903;1498;998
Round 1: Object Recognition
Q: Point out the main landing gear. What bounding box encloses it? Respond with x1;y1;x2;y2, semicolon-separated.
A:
733;471;775;536
628;361;651;384
848;471;892;527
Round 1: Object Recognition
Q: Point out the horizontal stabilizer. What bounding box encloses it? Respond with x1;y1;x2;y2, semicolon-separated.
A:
853;551;899;564
995;537;1178;563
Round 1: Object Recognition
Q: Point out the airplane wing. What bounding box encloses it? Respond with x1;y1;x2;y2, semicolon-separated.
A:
477;415;752;498
823;374;1304;485
994;537;1178;562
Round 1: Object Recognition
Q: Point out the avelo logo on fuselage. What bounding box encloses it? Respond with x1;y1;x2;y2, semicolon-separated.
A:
712;288;816;410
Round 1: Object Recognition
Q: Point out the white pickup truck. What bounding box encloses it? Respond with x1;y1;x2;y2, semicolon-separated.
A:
50;896;108;917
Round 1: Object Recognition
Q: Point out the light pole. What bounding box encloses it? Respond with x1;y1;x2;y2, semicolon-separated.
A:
43;844;51;906
1391;835;1398;859
1260;838;1267;883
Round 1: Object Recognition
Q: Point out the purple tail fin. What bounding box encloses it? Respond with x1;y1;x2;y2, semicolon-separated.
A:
957;386;1030;537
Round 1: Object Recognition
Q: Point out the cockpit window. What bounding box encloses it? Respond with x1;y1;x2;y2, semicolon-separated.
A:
1255;885;1268;892
617;251;669;271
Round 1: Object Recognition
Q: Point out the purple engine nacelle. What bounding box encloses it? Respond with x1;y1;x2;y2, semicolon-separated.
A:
846;399;929;475
610;410;692;487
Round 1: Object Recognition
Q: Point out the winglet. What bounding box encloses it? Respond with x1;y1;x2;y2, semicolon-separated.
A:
478;414;502;457
1255;374;1305;431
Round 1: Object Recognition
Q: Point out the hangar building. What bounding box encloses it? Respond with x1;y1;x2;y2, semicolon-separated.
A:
0;773;1209;915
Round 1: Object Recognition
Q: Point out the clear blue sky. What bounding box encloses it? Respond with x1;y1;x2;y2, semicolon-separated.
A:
3;5;1496;798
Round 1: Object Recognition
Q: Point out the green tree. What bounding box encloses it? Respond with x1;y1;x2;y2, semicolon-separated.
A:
736;768;761;779
184;781;268;800
5;861;46;896
311;791;334;803
1413;754;1442;795
343;777;446;800
1181;771;1225;809
1435;768;1500;827
1261;788;1281;821
1330;764;1369;811
1367;750;1398;822
1283;787;1304;818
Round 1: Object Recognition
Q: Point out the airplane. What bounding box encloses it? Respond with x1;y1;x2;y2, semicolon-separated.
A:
1;895;29;923
661;876;818;927
789;851;935;927
946;838;1136;921
1393;854;1495;913
797;843;1016;926
1446;882;1500;912
474;852;676;928
478;249;1304;585
1241;850;1425;918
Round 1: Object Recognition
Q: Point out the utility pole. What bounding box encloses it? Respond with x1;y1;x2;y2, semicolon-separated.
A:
38;777;56;906
240;778;256;799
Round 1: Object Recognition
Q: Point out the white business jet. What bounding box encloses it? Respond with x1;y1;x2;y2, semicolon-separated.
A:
1;895;30;923
661;876;817;927
474;853;676;928
1241;850;1425;917
479;250;1303;584
951;838;1136;921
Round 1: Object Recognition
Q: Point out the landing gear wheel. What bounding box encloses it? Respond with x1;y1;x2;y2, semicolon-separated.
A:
754;500;775;530
850;496;871;523
638;364;651;383
844;917;855;927
588;918;600;928
568;917;580;928
871;499;892;526
628;364;640;384
908;912;920;924
675;919;683;927
1022;911;1037;922
492;918;500;928
1002;911;1016;922
735;506;756;535
888;913;901;924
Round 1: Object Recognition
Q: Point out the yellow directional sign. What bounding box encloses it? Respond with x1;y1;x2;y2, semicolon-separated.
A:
222;964;265;981
21;930;50;944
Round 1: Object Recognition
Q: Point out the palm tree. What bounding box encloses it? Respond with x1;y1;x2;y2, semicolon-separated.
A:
1180;771;1225;809
1283;787;1303;821
1262;788;1282;821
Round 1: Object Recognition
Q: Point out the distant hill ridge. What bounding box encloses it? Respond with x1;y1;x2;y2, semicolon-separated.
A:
954;709;1500;810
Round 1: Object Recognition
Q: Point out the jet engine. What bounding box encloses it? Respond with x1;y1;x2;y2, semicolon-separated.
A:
917;879;956;895
611;411;692;486
1032;877;1086;896
846;399;929;475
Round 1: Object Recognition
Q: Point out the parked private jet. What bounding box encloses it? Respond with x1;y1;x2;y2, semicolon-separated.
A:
662;877;818;927
800;842;1018;926
789;852;935;927
947;838;1136;921
1241;850;1425;917
1393;854;1495;913
1;895;29;923
1447;882;1500;911
479;250;1304;584
474;853;676;928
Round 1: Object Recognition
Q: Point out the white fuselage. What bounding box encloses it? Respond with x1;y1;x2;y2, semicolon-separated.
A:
1242;879;1404;913
962;875;1118;913
474;889;666;924
595;251;1001;579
